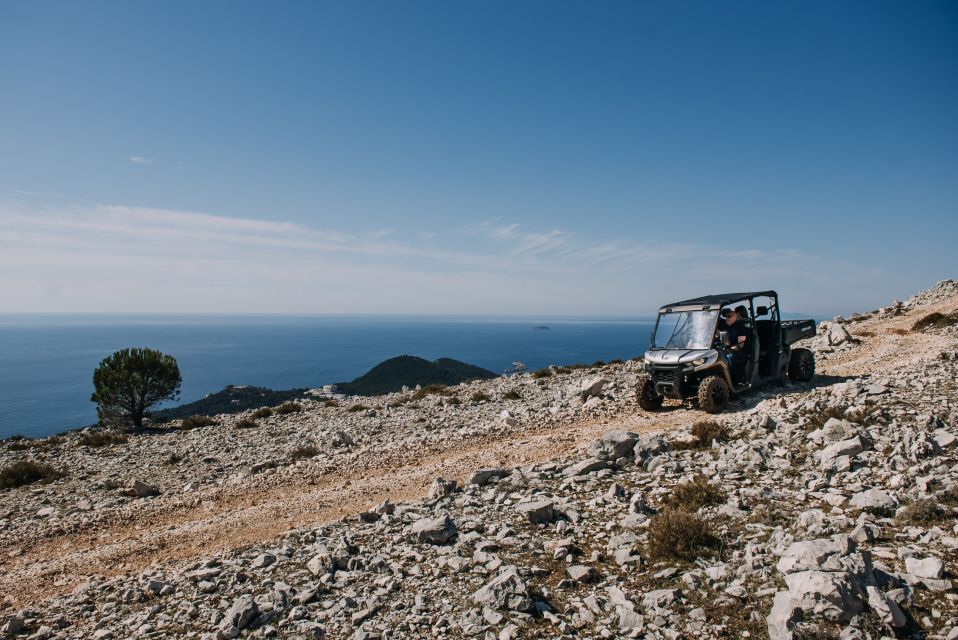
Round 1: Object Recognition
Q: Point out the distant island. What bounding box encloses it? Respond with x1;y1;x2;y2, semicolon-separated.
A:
531;325;551;330
149;355;497;420
336;355;498;396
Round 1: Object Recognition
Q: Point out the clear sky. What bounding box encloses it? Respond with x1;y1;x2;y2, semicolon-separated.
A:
1;1;955;316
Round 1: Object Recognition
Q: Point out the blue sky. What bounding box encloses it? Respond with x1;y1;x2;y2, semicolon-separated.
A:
1;1;955;316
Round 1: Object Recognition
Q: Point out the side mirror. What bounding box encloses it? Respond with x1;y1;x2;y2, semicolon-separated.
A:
719;331;730;347
756;306;768;317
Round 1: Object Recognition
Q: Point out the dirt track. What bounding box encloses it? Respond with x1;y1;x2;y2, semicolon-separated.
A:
3;291;955;609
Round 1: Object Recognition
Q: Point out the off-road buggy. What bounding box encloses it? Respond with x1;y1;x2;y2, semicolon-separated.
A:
637;291;816;413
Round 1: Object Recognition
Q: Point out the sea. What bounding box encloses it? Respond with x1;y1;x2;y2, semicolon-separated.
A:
0;315;655;439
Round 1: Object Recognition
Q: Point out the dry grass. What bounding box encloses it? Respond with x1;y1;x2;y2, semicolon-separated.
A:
235;419;259;429
274;402;303;415
78;431;129;447
912;310;958;332
470;391;491;403
166;452;184;465
444;396;462;406
646;509;720;561
674;421;731;450
531;368;553;379
250;407;273;419
0;460;65;490
346;404;365;413
502;390;521;400
890;328;909;336
896;499;948;525
800;404;847;431
289;445;320;462
178;415;218;430
856;329;876;337
410;384;452;400
668;475;726;512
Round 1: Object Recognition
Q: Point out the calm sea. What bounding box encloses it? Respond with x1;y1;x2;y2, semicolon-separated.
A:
0;315;654;439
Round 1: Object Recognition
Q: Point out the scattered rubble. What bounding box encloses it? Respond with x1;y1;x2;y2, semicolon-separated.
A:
0;280;956;639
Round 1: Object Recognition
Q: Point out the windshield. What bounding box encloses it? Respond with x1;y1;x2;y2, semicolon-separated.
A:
651;310;718;350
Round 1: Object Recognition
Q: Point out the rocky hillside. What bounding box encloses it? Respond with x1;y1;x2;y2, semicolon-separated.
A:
0;280;956;640
336;356;499;396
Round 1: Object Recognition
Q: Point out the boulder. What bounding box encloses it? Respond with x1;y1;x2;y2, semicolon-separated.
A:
588;431;639;461
827;323;855;346
848;489;897;512
469;468;510;486
633;434;671;461
409;514;457;544
643;588;680;610
865;586;906;628
218;594;258;638
818;436;866;470
783;571;864;622
129;480;159;498
427;477;458;499
515;500;556;524
767;591;802;640
576;376;607;400
472;566;533;612
566;565;597;583
562;458;610;477
905;556;944;579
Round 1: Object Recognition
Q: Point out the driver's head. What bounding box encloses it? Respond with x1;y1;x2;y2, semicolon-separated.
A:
724;308;738;324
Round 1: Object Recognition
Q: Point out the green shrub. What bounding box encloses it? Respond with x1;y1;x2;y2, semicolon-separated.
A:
250;407;273;420
91;347;181;430
0;460;65;490
235;419;259;429
179;415;218;430
502;390;521;400
646;509;720;561
274;402;303;415
591;360;606;368
289;445;320;462
78;431;129;447
669;475;726;512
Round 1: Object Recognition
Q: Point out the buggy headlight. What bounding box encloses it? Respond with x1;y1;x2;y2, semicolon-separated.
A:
691;352;719;370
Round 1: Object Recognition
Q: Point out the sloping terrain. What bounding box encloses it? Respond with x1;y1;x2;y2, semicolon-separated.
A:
0;280;955;640
335;355;498;396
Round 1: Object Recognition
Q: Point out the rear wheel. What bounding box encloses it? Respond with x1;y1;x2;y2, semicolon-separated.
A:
788;348;815;382
636;376;664;411
698;375;729;413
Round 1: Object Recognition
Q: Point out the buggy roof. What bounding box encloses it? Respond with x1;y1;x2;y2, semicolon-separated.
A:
659;291;778;312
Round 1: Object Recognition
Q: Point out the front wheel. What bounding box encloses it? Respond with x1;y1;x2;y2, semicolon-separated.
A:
698;375;729;413
636;376;664;411
788;348;815;382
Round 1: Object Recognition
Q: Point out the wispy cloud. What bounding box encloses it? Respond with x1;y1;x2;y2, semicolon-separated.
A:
128;156;153;164
0;200;895;315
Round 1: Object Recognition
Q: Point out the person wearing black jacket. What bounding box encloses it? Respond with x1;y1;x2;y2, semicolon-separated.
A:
724;308;749;383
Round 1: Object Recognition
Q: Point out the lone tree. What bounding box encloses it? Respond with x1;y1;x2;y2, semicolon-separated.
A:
91;348;181;430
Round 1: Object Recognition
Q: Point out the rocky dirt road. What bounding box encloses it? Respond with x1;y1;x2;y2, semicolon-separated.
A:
1;280;956;640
